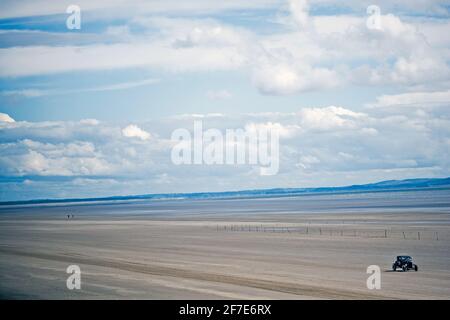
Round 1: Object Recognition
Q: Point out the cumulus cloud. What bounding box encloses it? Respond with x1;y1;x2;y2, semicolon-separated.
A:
0;139;111;176
0;112;15;123
0;1;449;200
0;121;163;181
1;0;448;96
253;63;339;95
297;106;366;130
244;121;301;139
289;0;310;28
262;3;450;92
1;105;449;200
122;124;151;140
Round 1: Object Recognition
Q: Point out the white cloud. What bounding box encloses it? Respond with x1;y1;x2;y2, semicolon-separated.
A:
0;0;279;19
289;0;310;28
1;1;450;200
0;105;449;200
0;140;111;176
0;15;252;77
1;0;448;22
252;63;339;95
86;78;160;92
245;121;301;138
0;42;246;77
105;25;132;37
172;113;225;120
265;4;450;91
0;112;15;123
297;106;366;130
390;54;450;85
0;1;449;96
122;124;151;140
1;89;45;98
368;90;450;108
1;78;160;98
79;119;100;126
206;89;233;100
296;154;320;169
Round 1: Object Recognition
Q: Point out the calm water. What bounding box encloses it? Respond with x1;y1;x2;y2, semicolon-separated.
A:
0;188;449;218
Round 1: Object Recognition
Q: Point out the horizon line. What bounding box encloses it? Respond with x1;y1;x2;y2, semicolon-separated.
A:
1;176;449;206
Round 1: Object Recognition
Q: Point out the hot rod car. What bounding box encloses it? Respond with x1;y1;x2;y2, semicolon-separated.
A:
392;255;418;272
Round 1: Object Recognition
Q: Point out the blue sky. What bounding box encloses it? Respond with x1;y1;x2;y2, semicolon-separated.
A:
0;0;450;201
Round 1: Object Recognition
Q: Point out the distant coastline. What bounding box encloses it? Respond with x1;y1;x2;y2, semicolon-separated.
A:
1;177;449;206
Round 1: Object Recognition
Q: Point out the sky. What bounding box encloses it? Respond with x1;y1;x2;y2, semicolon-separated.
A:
0;0;450;201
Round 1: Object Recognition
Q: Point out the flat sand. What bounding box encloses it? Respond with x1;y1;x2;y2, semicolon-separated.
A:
0;191;449;299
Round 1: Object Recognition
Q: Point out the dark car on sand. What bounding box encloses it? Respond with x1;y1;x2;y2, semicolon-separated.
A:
392;255;418;272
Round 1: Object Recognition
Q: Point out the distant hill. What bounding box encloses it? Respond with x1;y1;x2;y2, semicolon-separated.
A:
1;177;449;206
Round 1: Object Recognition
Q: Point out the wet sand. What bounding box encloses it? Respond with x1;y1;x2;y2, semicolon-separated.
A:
0;191;449;299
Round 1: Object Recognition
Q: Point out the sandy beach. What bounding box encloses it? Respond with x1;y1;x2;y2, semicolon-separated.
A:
1;190;449;299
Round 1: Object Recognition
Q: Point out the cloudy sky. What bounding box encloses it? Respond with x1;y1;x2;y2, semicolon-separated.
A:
0;0;450;201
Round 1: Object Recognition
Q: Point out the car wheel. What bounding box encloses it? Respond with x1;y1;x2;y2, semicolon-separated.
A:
392;265;396;271
414;265;418;272
402;265;407;272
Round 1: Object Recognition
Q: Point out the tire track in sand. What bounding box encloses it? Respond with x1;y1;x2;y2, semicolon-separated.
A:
0;246;393;299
